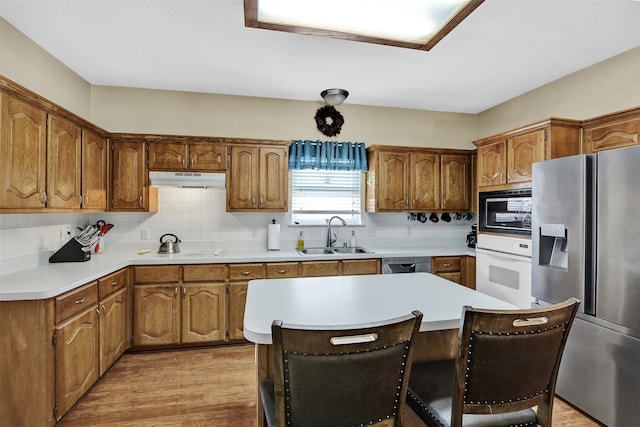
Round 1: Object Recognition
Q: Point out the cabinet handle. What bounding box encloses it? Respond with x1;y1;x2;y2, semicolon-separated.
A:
443;263;452;267
182;158;187;167
278;269;288;274
190;158;194;167
75;297;85;304
111;281;118;287
101;304;106;316
78;194;83;207
183;288;186;298
41;191;47;204
97;307;101;316
252;198;256;206
84;194;89;206
139;196;143;207
241;271;251;276
174;287;178;297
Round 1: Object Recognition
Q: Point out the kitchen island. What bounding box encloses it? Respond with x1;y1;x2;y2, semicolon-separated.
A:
244;272;514;425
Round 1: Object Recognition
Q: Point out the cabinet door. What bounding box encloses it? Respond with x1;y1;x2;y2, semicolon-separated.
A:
81;129;108;210
228;145;259;210
507;129;545;184
99;288;127;375
133;285;180;346
0;93;47;208
441;154;470;211
301;261;340;277
111;141;147;211
477;140;506;188
47;115;82;209
411;153;439;211
376;152;410;211
182;283;227;343
55;306;100;420
148;142;188;170
259;146;287;211
342;259;380;276
229;282;248;341
189;142;226;171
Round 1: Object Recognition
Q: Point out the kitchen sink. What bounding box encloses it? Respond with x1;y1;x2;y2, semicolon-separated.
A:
297;247;373;255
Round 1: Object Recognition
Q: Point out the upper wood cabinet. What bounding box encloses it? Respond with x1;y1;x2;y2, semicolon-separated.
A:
0;92;47;209
82;129;108;210
227;144;288;212
47;115;82;209
148;141;226;171
366;146;471;212
474;118;581;191
1;88;108;212
111;140;157;212
583;106;640;153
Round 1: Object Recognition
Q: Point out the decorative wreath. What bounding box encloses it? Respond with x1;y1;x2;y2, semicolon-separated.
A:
315;105;345;137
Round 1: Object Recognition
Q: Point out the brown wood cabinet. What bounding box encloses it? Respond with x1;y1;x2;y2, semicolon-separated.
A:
228;263;264;340
227;144;288;211
0;92;47;209
47;115;82;209
474;118;581;191
133;265;227;346
54;282;100;421
111;140;157;212
583;106;640;153
432;255;475;289
82;129;108;210
366;146;471;212
148;141;226;171
98;268;128;375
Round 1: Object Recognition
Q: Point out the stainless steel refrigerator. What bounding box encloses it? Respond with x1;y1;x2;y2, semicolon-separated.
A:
532;147;640;427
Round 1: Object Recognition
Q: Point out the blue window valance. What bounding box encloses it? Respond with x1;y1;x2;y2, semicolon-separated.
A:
288;140;368;171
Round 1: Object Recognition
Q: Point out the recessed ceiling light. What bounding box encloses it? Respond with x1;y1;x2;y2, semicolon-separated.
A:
244;0;484;50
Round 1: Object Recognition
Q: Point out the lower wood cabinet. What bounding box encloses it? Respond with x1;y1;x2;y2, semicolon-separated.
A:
432;255;475;289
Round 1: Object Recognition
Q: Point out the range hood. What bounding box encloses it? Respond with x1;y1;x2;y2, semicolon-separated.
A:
149;171;226;189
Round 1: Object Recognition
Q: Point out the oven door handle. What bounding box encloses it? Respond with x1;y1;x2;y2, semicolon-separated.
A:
476;248;532;262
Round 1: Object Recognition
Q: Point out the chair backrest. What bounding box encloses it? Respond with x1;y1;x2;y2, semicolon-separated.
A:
271;310;423;427
451;298;580;427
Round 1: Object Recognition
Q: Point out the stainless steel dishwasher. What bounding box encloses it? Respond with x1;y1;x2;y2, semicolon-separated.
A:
381;257;431;274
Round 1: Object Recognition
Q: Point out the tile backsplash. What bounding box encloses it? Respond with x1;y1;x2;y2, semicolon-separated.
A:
0;187;474;274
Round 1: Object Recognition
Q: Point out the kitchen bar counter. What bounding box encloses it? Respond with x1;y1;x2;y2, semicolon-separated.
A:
0;244;474;301
244;272;513;344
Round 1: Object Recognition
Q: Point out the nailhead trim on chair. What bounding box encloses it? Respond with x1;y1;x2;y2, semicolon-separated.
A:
282;342;411;426
463;321;570;405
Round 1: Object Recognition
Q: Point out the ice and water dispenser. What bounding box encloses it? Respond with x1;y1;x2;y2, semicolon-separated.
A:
537;223;568;270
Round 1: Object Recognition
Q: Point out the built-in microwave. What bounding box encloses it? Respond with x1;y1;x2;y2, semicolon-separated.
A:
478;188;532;235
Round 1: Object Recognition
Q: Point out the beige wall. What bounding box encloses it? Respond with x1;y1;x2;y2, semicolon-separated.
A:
90;85;478;149
477;46;640;138
0;19;92;119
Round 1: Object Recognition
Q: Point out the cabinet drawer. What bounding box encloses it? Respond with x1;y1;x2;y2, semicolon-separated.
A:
266;262;299;279
301;261;340;277
56;282;98;323
183;264;229;282
437;272;462;284
432;257;461;273
342;259;380;276
229;263;265;281
98;268;128;299
134;265;181;283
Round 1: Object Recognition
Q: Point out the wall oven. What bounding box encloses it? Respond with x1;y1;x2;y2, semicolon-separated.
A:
478;188;532;235
476;234;533;308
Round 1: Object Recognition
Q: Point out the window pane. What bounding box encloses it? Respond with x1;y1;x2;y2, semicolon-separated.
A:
291;170;362;225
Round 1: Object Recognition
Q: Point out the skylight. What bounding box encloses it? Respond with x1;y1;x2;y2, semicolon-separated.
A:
244;0;484;50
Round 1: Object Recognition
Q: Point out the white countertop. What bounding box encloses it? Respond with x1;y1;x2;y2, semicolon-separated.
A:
243;272;515;344
0;244;474;301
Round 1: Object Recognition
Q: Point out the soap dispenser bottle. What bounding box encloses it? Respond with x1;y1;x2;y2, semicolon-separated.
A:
350;230;357;248
297;231;305;250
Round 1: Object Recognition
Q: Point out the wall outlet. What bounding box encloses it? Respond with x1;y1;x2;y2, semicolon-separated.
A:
141;229;149;240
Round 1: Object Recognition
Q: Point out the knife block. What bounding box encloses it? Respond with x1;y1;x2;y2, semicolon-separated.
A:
49;238;91;263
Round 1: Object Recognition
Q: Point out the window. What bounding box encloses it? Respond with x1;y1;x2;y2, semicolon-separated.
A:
291;169;362;225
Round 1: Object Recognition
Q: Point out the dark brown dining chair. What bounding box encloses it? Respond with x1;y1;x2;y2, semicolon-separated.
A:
407;298;580;427
259;310;423;427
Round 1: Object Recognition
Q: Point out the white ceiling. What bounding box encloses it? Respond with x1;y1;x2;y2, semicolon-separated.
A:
1;0;640;114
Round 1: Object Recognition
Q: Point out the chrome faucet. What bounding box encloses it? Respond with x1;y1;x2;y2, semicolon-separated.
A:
326;216;347;247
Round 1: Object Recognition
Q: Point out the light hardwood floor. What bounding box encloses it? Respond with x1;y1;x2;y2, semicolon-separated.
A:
59;344;604;427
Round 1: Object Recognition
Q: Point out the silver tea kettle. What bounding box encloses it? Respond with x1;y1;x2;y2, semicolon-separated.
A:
158;233;181;254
